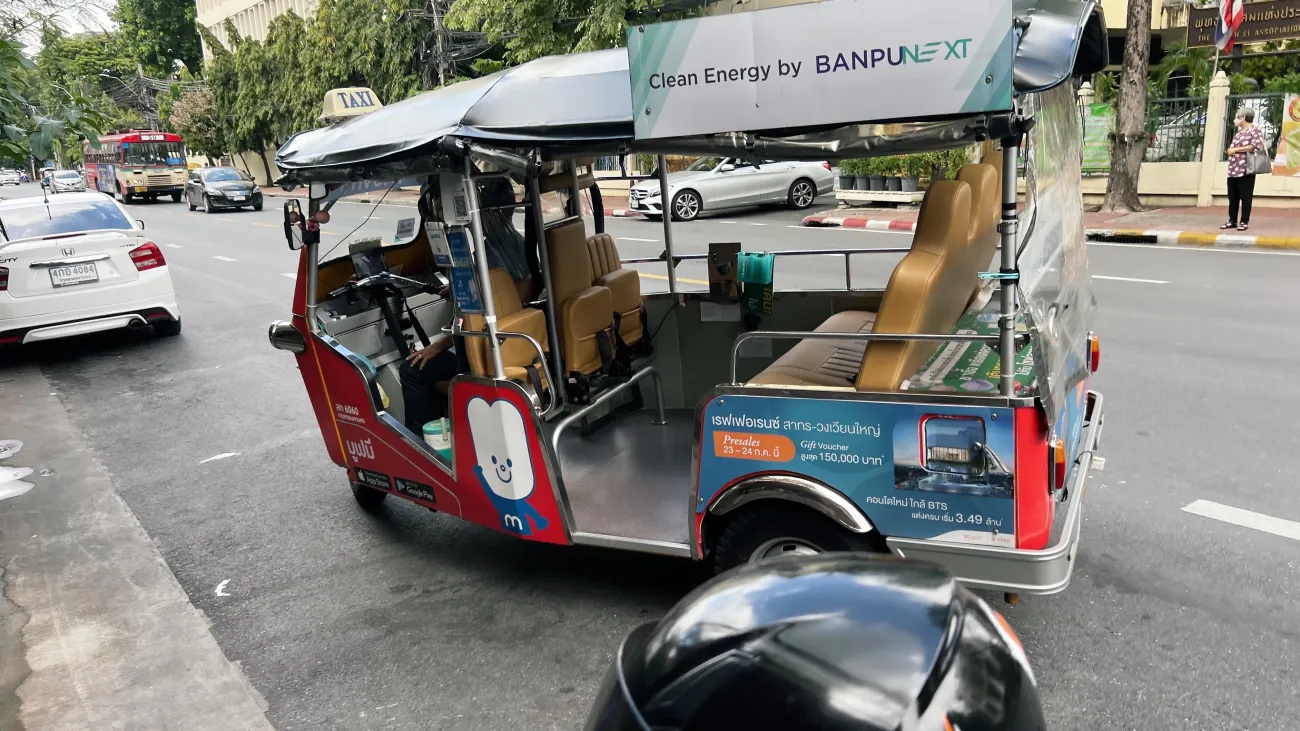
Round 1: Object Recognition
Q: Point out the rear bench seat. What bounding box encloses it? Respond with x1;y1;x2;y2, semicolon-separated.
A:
747;162;999;391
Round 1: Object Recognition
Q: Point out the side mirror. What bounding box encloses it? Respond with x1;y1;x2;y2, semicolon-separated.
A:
718;164;735;173
135;220;145;230
283;199;305;251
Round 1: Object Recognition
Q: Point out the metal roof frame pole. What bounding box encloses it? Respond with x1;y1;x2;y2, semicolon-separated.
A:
655;154;681;303
998;141;1020;398
529;150;566;407
463;155;506;379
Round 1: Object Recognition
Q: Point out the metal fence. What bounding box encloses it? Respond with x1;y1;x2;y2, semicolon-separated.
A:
1223;92;1286;160
1145;96;1208;163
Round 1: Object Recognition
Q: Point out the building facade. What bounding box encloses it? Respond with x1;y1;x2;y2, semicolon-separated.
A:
196;0;317;54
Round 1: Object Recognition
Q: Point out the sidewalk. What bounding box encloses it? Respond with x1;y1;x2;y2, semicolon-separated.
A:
0;367;274;731
804;204;1300;250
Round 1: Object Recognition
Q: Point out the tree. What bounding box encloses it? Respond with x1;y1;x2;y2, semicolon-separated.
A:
1101;0;1153;212
169;87;225;162
264;11;318;143
231;34;277;180
1;36;106;166
446;0;680;65
113;0;203;76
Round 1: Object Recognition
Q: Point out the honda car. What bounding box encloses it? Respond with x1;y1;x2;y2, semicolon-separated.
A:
50;169;87;193
0;192;180;348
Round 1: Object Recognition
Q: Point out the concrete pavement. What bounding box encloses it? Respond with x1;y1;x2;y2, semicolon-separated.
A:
2;181;1299;729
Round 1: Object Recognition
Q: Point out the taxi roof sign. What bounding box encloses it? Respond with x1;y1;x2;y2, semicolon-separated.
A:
320;87;384;124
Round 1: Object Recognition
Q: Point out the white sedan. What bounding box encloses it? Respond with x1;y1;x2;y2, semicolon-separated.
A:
628;157;834;221
0;192;180;348
49;169;87;193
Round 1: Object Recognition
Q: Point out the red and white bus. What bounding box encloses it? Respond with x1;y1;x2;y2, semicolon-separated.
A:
83;131;188;204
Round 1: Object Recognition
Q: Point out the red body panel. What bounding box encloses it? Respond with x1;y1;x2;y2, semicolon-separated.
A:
1013;406;1052;550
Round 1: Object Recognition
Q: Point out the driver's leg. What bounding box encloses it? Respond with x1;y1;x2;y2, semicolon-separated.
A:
399;350;460;433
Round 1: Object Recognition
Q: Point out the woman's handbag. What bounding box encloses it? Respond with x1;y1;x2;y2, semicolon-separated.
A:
1247;147;1272;175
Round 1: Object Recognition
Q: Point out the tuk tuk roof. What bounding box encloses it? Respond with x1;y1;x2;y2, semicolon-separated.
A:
276;0;1105;183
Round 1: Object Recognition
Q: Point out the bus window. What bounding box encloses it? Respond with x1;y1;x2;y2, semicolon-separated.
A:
124;142;185;166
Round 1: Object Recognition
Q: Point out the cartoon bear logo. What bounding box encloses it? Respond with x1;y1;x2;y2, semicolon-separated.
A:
467;397;549;536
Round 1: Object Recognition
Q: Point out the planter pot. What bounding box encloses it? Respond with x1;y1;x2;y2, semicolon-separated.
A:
900;175;919;192
868;175;886;191
886;176;903;192
854;176;870;190
838;175;854;190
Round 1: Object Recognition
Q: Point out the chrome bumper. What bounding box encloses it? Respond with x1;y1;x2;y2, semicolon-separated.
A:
886;390;1104;596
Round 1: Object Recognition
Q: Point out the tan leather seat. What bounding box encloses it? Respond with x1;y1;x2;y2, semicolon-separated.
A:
545;219;615;376
956;163;1000;279
748;311;877;387
585;233;644;347
855;180;975;392
464;268;550;388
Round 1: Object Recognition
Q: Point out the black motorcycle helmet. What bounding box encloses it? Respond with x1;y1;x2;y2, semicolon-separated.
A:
584;554;1044;731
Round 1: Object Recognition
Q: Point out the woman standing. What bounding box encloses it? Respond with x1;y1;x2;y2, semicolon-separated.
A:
1224;107;1267;231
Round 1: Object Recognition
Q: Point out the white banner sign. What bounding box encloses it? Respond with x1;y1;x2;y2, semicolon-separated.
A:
627;0;1014;140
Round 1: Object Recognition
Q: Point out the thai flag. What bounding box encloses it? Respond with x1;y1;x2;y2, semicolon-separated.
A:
1216;0;1245;53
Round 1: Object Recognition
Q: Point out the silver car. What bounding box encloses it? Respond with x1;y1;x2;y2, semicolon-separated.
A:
628;157;834;221
0;169;19;186
50;170;87;193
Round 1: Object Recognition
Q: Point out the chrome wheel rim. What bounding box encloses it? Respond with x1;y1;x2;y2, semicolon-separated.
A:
793;182;814;207
750;537;822;562
674;193;699;220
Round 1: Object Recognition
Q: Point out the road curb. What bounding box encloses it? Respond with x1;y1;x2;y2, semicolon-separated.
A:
1083;229;1300;250
802;214;916;232
803;214;1300;251
608;209;644;218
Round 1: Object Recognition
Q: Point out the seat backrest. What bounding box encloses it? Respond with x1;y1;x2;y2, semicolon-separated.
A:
956;163;1000;276
545;218;595;326
465;268;524;376
585;232;622;279
855;180;974;392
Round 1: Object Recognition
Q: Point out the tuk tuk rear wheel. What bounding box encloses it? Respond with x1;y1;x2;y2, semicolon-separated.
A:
711;502;883;574
351;482;388;512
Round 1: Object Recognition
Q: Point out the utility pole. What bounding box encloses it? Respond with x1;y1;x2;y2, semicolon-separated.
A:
432;0;447;87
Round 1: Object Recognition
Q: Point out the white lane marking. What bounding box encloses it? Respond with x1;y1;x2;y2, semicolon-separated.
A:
199;452;240;464
165;243;183;248
749;222;767;226
212;256;237;262
215;580;231;597
1088;241;1300;256
717;220;739;224
618;237;658;242
1183;500;1300;542
1092;275;1169;284
280;273;296;279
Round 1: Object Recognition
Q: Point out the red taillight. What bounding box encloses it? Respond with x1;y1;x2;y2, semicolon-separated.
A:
129;241;165;272
822;162;832;170
1050;438;1067;491
0;266;8;292
1088;333;1100;373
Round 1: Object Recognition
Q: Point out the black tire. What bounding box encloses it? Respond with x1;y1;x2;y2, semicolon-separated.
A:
352;482;388;512
787;178;817;210
253;202;263;211
153;318;182;337
170;192;182;202
711;502;882;575
187;196;196;211
670;189;702;222
203;194;215;213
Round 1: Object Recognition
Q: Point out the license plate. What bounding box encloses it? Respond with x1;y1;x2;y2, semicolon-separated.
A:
231;195;246;201
135;186;147;193
631;201;642;209
50;263;99;288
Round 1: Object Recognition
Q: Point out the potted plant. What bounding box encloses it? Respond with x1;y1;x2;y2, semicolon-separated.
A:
867;157;887;190
899;154;924;192
878;156;903;191
835;160;855;191
850;159;871;190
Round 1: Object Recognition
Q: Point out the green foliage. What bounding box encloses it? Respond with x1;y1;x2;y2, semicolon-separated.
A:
472;59;507;76
112;0;204;75
265;11;317;142
1094;71;1117;104
1262;72;1300;94
446;0;686;64
1154;42;1217;96
0;35;108;165
169;88;225;160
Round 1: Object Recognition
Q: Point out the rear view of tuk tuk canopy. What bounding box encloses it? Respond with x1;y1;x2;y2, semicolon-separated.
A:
274;0;1107;181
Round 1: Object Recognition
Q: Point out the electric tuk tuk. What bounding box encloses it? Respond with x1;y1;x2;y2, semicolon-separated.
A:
268;0;1108;600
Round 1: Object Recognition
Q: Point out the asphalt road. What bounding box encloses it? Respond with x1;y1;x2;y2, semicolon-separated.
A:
4;181;1299;729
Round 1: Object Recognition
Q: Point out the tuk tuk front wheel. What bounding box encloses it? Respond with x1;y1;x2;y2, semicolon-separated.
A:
711;502;882;574
351;482;388;512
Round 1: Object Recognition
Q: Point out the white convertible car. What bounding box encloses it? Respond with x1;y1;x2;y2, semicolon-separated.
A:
628;157;834;221
0;192;180;348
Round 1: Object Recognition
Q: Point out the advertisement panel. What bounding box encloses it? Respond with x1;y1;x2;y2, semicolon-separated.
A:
1273;94;1300;176
698;395;1017;546
627;0;1015;139
1082;102;1113;172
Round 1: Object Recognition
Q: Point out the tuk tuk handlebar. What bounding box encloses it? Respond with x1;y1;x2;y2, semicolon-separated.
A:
327;272;441;300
